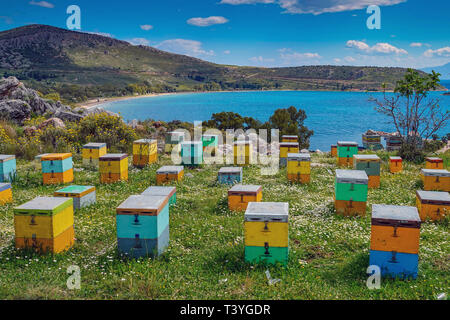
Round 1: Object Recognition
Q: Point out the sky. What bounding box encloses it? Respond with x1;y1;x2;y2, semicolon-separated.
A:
0;0;449;70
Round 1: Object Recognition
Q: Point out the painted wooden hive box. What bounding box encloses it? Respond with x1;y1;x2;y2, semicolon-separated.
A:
420;169;450;192
415;190;450;221
385;136;402;151
14;197;75;253
279;142;299;167
281;135;298;143
228;184;262;211
202;134;219;152
335;169;368;216
156;166;184;185
0;155;16;182
142;186;177;206
353;154;381;188
244;202;289;266
370;204;421;279
337;141;358;166
233;141;253;166
82;143;107;167
165;131;185;153
0;183;12;205
389;156;403;173
181;141;203;166
362;134;383;150
133;139;158;168
41;153;73;185
218;167;243;184
331;145;337;157
425;157;444;170
287;153;311;183
54;185;96;211
116;195;169;258
99;154;128;183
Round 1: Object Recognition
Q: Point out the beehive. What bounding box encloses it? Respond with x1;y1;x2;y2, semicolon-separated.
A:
54;185;96;211
425;157;444;170
353;154;381;188
362;134;383;150
82;143;106;167
279;142;299;167
202;134;219;154
165;131;185;153
99;154;128;183
335;169;368;216
116;195;169;258
386;136;402;151
389;156;403;173
228;184;262;211
244;202;289;266
218;167;243;184
420;169;450;192
337;141;358;166
156;166;184;185
0;183;12;205
331;145;337;157
181;141;203;166
370;204;421;279
41;153;73;185
14;197;75;253
0;155;16;182
233;141;253;166
133;139;157;168
281;135;298;143
142;186;177;206
287;153;311;183
416;190;450;221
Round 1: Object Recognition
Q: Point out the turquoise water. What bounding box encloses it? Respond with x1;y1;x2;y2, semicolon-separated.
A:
103;90;450;150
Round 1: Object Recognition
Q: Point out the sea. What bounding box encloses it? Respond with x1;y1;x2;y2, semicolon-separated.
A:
103;86;450;151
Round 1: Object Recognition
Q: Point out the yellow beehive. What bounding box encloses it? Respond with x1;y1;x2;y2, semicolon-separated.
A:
82;143;107;166
133;139;158;167
416;190;450;221
287;153;311;183
421;169;450;192
279;142;299;167
281;135;298;143
0;183;12;205
233;141;253;166
99;154;128;183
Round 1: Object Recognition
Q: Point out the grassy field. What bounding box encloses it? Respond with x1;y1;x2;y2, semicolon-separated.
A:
0;151;449;300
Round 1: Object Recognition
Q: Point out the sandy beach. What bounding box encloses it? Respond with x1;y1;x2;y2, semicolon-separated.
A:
78;92;177;109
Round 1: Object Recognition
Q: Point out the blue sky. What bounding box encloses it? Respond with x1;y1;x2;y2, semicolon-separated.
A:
1;0;449;69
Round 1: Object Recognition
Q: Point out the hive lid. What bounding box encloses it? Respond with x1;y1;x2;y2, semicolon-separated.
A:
0;155;15;162
371;204;420;228
421;169;450;177
337;141;358;147
282;135;298;139
218;167;242;174
41;153;72;161
134;139;157;144
0;183;11;192
287;153;311;161
336;169;368;184
99;153;128;161
156;166;184;174
425;157;443;163
416;190;450;204
142;186;176;198
14;197;73;215
280;142;299;148
83;143;106;149
116;195;168;215
228;184;262;195
353;154;380;161
245;202;289;222
55;185;95;197
389;156;402;161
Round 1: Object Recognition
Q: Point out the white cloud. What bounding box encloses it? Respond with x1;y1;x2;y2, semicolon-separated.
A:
156;39;214;58
424;47;450;58
29;1;54;8
127;38;151;46
187;16;229;27
346;40;408;55
278;48;321;66
86;31;114;38
140;25;153;31
410;42;431;48
249;56;275;63
224;50;231;54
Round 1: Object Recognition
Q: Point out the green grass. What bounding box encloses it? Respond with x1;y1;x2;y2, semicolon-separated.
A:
0;152;448;300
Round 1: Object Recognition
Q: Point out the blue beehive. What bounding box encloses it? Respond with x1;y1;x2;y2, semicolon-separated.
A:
218;167;243;184
116;195;169;258
0;155;16;182
181;141;203;166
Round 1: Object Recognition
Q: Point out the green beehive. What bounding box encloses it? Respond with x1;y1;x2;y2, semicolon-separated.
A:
335;169;369;202
353;154;381;176
337;141;358;158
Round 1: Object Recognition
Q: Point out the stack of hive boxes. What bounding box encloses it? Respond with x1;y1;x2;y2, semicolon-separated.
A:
370;204;421;279
99;154;128;183
156;166;184;185
133;139;157;168
54;185;96;211
331;145;337;157
202;134;219;154
287;153;311;184
0;183;12;205
244;202;289;266
165;131;185;153
233;141;253;166
0;155;16;182
116;195;169;258
389;156;403;173
385;136;402;151
420;169;450;192
281;135;298;143
337;141;358;166
362;134;383;150
425;157;443;169
416;190;450;221
181;141;203;166
228;184;262;211
218;167;242;184
335;169;368;216
82;143;107;167
353;154;381;188
142;186;177;207
14;197;75;253
41;153;73;185
279;142;299;167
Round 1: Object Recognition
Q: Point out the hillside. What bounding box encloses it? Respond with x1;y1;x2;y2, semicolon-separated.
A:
422;62;450;80
0;24;441;103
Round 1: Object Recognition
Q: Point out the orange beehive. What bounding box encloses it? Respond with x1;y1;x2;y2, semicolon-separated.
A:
228;185;262;211
43;170;74;185
416;190;450;221
389;156;403;173
334;199;367;217
15;226;75;254
331;145;337;157
425;157;444;169
156;166;184;185
421;169;450;192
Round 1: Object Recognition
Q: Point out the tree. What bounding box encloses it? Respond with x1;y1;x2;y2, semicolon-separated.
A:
370;69;449;160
